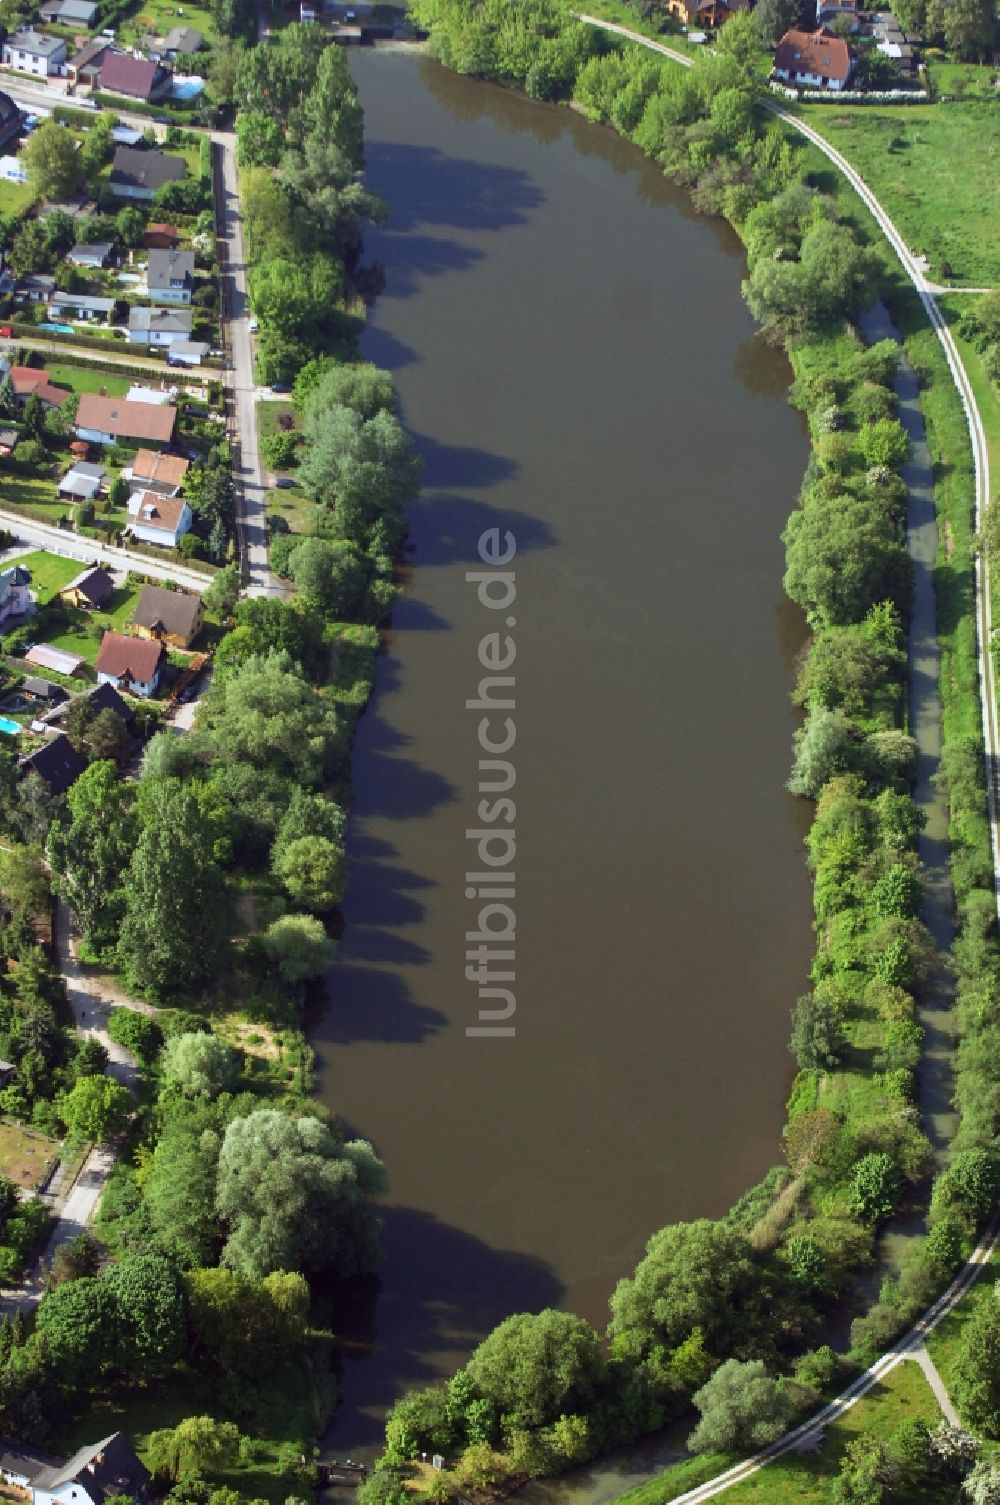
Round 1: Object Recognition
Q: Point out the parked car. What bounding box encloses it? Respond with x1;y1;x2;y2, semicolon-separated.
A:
274;477;295;490
270;382;291;394
247;318;258;333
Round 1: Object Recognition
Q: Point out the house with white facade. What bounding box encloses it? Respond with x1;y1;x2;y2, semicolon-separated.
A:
127;305;192;346
0;1432;149;1505
75;393;176;447
147;248;195;305
47;292;116;324
0;565;31;629
773;27;855;89
96;631;164;696
2;30;67;76
127;489;192;547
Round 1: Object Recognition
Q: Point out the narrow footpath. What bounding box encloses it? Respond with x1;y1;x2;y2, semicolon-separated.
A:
0;903;153;1314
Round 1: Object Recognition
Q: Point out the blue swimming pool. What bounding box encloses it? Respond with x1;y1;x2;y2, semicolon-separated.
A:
0;716;21;736
40;323;73;334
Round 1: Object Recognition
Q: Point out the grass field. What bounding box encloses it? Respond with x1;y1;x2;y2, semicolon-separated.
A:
45;580;146;666
0;179;35;217
799;96;1000;286
13;550;87;602
116;0;217;48
45;365;131;399
0;1120;59;1191
617;1364;944;1505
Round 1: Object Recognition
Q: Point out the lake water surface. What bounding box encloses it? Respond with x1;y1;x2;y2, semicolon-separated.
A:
314;49;814;1449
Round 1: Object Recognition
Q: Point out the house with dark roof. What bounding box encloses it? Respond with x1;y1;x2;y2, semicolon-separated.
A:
82;680;133;725
110;146;186;202
0;92;24;153
60;566;114;611
666;0;748;24
143;221;178;249
0;1432;150;1505
23;677;66;704
99;50;173;103
40;0;99;24
20;734;87;796
0;564;31;629
96;631;164;697
160;25;203;56
773;27;856;89
66;36;112;85
147;248;195;306
132;583;203;647
17;273;56;303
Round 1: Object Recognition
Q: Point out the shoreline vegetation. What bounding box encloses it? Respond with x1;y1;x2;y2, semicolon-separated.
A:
0;23;422;1505
342;5;1000;1504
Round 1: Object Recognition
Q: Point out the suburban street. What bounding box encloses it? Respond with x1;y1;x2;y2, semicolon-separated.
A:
213;129;278;597
0;508;213;590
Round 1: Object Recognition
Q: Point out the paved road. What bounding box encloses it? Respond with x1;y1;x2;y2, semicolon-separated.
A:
0;506;214;590
213;133;279;597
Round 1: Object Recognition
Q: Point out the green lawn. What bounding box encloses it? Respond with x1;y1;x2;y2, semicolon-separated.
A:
0;178;35;217
798;97;1000;285
45;579;147;667
45;365;131;399
0;469;70;523
12;550;87;602
0;1120;59;1191
116;0;218;49
258;400;297;443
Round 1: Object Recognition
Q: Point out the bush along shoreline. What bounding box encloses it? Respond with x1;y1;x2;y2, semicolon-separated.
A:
346;2;1000;1497
0;27;423;1500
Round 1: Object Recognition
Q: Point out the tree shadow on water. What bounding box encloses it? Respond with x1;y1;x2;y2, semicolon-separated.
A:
365;141;544;234
315;1206;564;1449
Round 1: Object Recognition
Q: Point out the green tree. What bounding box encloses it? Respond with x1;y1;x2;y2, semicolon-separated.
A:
61;1075;132;1143
833;1435;894;1505
298;404;421;550
236;109;285;168
263;913;335;984
954;1296;1000;1436
687;1358;793;1455
203;563;242;620
106;1008;163;1066
609;1219;760;1361
302;360;397;422
115;205;146;248
286;537;367;617
102;1251;186;1379
23;119;80;201
464;1311;606;1434
48;762;137;954
787;708;865;798
216;1109;387;1279
272;834;345;911
147;1416;241;1483
790;990;846;1071
849;1153;904;1222
926;0;994;57
117;780;229;996
860;419;909;470
753;0;798;45
162;1032;241;1101
197;651;344;786
145;1119;221;1268
35;1277;117;1387
783;494;910;628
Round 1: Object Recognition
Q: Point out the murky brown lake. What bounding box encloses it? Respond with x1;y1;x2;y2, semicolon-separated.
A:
314;49;814;1448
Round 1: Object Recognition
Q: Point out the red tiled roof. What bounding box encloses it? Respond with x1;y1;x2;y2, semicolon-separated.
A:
95;630;164;684
76;393;176;443
130;490;188;535
774;27;854;83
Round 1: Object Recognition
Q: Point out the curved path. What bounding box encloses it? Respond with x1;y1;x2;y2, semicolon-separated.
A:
571;15;999;1501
